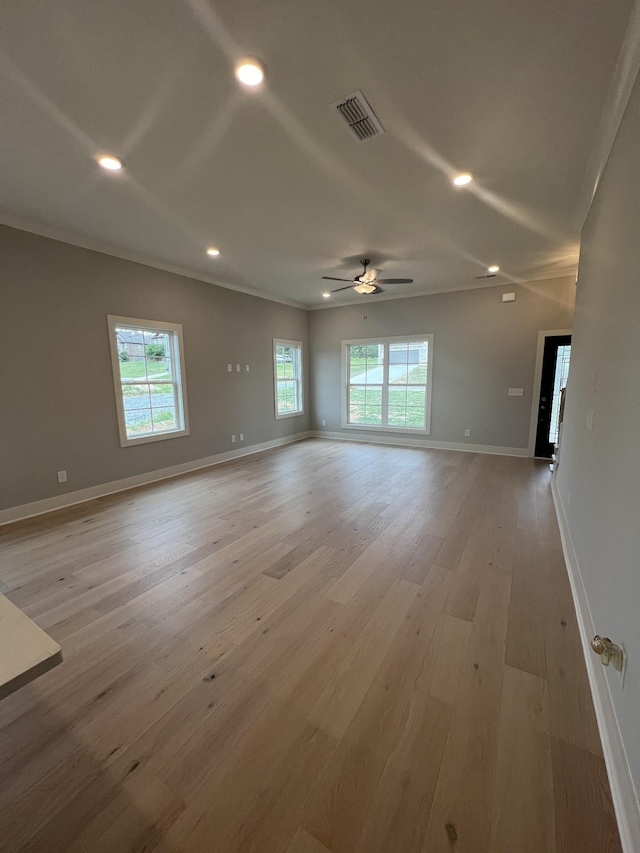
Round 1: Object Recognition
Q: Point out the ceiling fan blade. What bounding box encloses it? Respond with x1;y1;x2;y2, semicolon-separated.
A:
375;278;414;284
322;276;354;282
331;285;358;293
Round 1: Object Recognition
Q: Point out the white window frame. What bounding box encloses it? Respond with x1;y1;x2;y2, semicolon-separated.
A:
273;339;304;419
107;315;190;447
341;335;433;435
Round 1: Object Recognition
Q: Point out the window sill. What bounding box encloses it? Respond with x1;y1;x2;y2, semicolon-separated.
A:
119;427;190;448
341;422;431;436
275;410;304;420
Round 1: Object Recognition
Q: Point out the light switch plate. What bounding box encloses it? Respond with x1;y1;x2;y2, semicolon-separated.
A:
508;388;524;396
586;410;594;430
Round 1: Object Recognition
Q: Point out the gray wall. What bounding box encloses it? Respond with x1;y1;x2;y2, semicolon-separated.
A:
309;277;576;450
556;72;640;793
0;226;309;511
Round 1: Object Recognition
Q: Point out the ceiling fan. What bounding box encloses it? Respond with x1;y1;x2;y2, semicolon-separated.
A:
322;258;413;295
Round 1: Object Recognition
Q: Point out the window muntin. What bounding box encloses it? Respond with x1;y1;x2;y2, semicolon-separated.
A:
108;316;189;446
273;339;303;418
344;336;432;434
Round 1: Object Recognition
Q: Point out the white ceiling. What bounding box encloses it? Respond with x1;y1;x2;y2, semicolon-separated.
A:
0;0;633;307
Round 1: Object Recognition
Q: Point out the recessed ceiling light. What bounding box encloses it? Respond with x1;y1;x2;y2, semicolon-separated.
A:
206;247;220;257
322;292;331;298
235;57;265;87
452;172;473;187
488;265;500;273
97;154;123;172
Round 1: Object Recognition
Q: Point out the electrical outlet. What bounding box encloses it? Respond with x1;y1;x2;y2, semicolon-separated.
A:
464;428;471;437
239;433;244;441
227;363;232;372
322;419;326;426
586;410;594;431
231;434;236;443
246;364;250;371
57;470;67;483
236;364;240;372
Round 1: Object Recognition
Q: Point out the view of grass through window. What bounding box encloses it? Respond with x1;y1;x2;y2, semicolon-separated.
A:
116;326;180;438
274;341;302;416
347;340;429;430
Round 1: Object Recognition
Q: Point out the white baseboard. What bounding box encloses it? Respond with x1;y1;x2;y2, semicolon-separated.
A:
551;479;640;853
0;432;311;526
309;430;529;457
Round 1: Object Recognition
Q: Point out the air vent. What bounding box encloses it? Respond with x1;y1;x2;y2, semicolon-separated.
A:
333;90;384;142
475;274;497;280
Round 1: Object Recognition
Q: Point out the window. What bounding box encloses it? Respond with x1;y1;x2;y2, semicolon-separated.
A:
343;336;433;434
273;339;303;418
107;315;189;447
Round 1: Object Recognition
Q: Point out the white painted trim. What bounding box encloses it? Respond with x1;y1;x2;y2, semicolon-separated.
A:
551;479;640;853
310;271;579;309
527;329;573;456
107;315;190;447
273;338;304;420
0;214;578;312
0;432;311;527
0;213;306;310
341;335;433;436
310;430;528;457
578;1;640;227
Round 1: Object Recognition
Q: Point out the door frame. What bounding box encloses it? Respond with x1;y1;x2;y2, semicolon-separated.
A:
527;328;572;457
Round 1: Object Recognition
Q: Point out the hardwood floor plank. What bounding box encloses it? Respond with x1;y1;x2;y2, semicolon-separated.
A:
505;528;546;677
66;773;185;853
444;512;497;621
551;737;622;853
0;441;620;852
309;579;418;739
303;565;454;853
353;695;451;853
489;666;555;853
286;828;332;853
426;613;473;705
422;567;511;853
323;520;408;604
539;545;602;755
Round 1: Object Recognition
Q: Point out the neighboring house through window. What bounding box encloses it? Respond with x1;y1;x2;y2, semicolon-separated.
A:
107;315;189;446
343;336;433;433
273;339;303;418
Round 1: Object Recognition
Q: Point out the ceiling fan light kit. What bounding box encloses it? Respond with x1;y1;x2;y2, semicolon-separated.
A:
321;258;413;297
354;282;377;294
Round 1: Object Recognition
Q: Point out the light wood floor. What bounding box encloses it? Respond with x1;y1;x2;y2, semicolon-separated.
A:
0;439;621;852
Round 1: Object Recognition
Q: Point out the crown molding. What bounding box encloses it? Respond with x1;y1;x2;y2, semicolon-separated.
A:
0;211;578;314
0;211;307;311
308;269;578;310
579;0;640;226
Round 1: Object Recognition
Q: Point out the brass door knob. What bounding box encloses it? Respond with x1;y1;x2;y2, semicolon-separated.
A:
591;635;623;671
